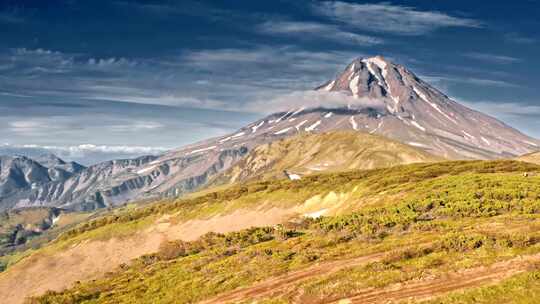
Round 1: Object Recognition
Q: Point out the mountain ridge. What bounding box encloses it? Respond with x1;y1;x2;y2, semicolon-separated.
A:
211;130;442;185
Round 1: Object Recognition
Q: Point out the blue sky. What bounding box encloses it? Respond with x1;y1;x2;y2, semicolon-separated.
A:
1;0;539;164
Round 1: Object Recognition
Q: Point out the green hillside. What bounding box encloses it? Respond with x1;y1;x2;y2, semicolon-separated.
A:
8;160;540;304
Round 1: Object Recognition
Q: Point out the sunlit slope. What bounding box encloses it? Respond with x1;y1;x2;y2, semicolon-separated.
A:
518;151;540;165
2;160;540;303
213;130;442;184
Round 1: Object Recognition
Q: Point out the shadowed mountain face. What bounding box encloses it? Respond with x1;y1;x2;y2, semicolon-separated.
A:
0;150;248;212
0;155;85;211
1;56;538;212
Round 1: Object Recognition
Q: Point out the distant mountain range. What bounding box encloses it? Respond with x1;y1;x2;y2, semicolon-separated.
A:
1;56;538;212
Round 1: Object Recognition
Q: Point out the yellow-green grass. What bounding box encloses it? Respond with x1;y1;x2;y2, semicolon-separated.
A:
7;160;534;259
54;160;540;243
420;270;540;304
29;160;540;303
212;130;442;184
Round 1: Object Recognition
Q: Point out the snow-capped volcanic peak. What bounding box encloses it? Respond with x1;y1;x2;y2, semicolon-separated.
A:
178;55;539;162
311;55;540;158
167;55;539;163
317;56;458;125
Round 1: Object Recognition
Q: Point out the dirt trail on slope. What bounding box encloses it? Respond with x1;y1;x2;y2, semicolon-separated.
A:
0;207;293;304
202;253;540;304
158;207;294;241
200;252;387;304
329;254;540;304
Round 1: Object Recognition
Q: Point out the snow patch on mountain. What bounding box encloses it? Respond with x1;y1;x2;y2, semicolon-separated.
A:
290;107;305;117
462;131;475;141
322;80;335;91
274;127;292;135
408;142;428;148
370;120;384;134
411;121;426;132
136;166;156;174
188;146;216;155
349;75;360;97
305;120;321;132
219;136;232;143
366;56;387;72
276;110;292;123
251;121;265;133
365;62;385;87
295;120;308;130
349;116;358;130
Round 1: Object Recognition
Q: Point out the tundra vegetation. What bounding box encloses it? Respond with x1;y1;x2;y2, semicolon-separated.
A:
7;160;540;303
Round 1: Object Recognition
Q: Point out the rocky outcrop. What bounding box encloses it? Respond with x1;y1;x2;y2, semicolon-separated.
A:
1;148;249;211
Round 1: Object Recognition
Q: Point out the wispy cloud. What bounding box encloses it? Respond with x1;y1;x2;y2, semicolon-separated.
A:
180;46;362;107
6;117;165;137
313;1;481;35
0;143;169;165
421;75;520;88
86;57;139;68
0;48;223;109
181;46;359;74
462;101;540;117
3;143;169;155
464;52;521;64
1;46;352;111
504;33;537;44
246;90;385;113
258;21;383;45
456;99;540;138
8;119;82;136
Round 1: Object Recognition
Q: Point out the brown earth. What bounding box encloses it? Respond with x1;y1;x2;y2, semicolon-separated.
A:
200;252;388;304
0;231;164;304
328;254;540;304
202;252;540;304
0;207;293;304
156;207;294;241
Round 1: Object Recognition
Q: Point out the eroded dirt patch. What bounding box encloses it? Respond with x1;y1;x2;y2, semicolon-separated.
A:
0;207;294;304
0;231;164;304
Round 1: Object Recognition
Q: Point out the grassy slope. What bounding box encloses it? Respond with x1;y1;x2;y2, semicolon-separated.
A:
24;160;540;304
211;131;442;184
0;131;437;275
